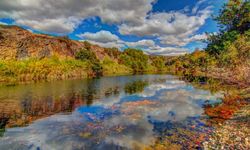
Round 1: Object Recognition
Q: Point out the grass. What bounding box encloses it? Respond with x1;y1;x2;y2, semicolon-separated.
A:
0;57;90;85
101;56;132;76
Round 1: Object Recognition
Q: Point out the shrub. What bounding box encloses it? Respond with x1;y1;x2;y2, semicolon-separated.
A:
75;48;98;62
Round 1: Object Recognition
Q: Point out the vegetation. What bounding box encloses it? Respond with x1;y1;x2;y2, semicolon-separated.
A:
104;47;121;59
165;0;250;86
119;48;150;72
1;1;248;86
75;48;103;76
0;57;90;85
124;80;149;94
101;56;132;76
150;56;166;71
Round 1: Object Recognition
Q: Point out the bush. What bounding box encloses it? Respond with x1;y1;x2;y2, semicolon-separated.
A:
0;57;89;85
75;48;103;76
75;48;98;62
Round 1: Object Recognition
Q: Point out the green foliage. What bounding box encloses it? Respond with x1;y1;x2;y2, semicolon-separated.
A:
206;30;240;56
165;0;250;85
206;0;249;57
91;62;103;76
104;47;121;59
216;0;250;33
151;56;165;71
75;48;103;76
101;56;132;76
119;48;149;72
75;48;98;62
219;31;250;66
0;57;89;85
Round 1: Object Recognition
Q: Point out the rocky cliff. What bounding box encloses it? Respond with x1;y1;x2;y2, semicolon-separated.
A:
0;25;107;60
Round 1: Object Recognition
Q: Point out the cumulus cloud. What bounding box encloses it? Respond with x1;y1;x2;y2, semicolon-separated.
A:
145;46;189;56
77;30;189;56
77;30;119;43
78;30;157;49
159;33;207;47
0;0;155;34
86;40;125;49
118;4;212;50
78;30;125;48
125;39;156;48
119;7;212;37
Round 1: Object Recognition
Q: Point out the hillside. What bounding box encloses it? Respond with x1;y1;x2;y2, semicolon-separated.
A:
0;25;168;85
0;25;107;60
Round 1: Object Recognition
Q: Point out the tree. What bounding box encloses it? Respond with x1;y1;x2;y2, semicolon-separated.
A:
151;56;165;71
119;48;149;72
215;0;250;33
75;48;98;62
75;48;103;76
206;0;249;57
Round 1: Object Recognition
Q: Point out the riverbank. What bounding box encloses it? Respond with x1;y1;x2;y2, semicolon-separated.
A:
204;104;250;149
166;65;250;89
0;58;91;86
0;57;167;86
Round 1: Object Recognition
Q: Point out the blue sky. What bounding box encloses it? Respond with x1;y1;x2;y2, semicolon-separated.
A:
0;0;227;56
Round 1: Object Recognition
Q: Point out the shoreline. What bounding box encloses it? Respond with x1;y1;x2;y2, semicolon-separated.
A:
1;68;249;88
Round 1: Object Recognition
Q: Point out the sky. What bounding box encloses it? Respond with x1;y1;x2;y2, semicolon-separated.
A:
0;0;227;56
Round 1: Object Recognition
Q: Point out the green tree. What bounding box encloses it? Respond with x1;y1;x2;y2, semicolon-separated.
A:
151;56;165;71
206;0;249;57
119;48;149;72
75;48;98;62
216;0;250;33
75;48;103;76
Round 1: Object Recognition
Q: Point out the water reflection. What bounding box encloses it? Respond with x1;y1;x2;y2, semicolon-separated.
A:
0;75;224;149
124;80;148;94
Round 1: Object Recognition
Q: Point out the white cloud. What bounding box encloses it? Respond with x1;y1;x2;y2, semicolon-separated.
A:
0;0;156;34
119;7;212;37
85;40;125;49
78;30;156;49
78;30;125;48
145;46;189;56
125;39;155;48
77;30;119;43
77;30;189;56
159;33;207;46
118;4;212;50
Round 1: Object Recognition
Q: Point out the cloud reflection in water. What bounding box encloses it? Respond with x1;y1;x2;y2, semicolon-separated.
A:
0;75;223;150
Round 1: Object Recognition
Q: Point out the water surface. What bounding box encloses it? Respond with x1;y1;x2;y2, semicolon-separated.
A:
0;75;223;149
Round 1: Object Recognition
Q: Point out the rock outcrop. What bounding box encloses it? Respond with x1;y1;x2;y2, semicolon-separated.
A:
0;25;107;60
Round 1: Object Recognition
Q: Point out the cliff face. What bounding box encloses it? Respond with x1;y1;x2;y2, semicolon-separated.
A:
0;25;106;60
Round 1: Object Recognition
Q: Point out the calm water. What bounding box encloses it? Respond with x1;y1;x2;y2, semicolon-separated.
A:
0;75;223;149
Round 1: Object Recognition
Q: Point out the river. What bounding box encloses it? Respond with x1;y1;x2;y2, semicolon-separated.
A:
0;75;226;149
